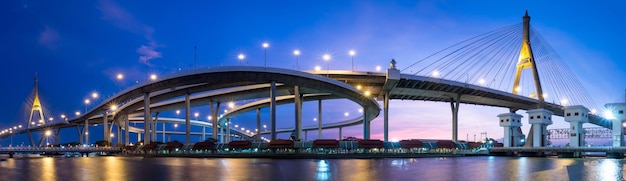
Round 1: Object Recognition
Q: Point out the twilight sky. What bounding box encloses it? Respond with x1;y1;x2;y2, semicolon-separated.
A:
0;0;625;145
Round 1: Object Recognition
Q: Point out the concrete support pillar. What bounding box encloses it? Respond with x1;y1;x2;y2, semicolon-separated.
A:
103;111;109;143
318;99;322;139
339;127;342;140
202;126;206;141
124;115;129;145
383;92;389;142
185;94;191;144
497;113;523;147
564;105;589;147
294;86;302;141
304;131;308;141
84;119;89;145
527;109;553;147
226;118;231;143
450;94;461;142
153;113;159;143
143;93;151;144
77;126;83;145
210;101;220;141
363;105;370;140
606;103;626;147
162;122;166;142
256;108;261;142
117;125;122;145
270;81;277;140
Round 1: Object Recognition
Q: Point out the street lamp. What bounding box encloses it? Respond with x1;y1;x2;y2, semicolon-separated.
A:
91;92;99;99
176;110;180;118
262;42;269;68
84;99;90;113
194;112;199;120
116;73;124;91
323;54;331;77
238;53;245;65
150;74;157;81
349;50;356;71
293;50;300;70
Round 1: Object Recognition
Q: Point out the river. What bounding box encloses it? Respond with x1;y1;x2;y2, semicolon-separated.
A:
0;156;623;181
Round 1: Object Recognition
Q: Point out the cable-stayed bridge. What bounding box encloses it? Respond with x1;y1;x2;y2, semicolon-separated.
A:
0;11;622;152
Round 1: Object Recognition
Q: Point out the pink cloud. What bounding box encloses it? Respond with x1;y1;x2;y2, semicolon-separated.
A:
137;45;162;64
38;26;59;49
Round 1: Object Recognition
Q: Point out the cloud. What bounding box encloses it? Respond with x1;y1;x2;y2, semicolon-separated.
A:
137;45;162;64
38;26;59;50
97;0;161;64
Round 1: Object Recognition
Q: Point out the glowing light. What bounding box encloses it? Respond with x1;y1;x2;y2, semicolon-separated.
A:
349;50;356;56
364;91;371;97
262;42;269;48
61;114;66;119
514;86;522;92
75;111;81;116
116;73;124;80
235;125;239;128
604;110;616;119
176;110;180;115
238;53;245;60
344;112;349;117
356;85;362;90
478;78;486;85
432;70;440;77
110;133;115;138
207;116;212;120
358;109;363;113
150;74;157;80
623;122;626;128
48;117;53;121
560;98;569;105
174;124;178;128
376;66;381;71
91;92;99;99
84;99;90;104
322;54;331;61
194;112;199;118
110;105;118;111
293;50;300;56
241;128;245;131
591;109;597;114
45;130;52;136
263;125;267;128
315;66;321;71
228;102;235;108
391;138;398;142
246;130;250;133
542;93;548;98
18;125;22;128
313;118;317;122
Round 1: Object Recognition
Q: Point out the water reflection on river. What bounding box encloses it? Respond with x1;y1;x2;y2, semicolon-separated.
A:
0;156;623;181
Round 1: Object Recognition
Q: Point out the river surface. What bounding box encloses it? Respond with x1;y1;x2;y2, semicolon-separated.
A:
0;156;623;181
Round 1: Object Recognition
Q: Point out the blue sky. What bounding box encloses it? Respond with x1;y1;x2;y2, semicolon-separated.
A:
0;0;625;145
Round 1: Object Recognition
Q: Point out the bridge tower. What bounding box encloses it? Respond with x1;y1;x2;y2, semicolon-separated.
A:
26;75;48;146
497;113;523;147
507;11;553;147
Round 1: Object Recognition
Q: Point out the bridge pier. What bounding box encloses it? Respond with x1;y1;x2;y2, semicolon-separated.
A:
564;105;589;147
84;119;89;146
363;105;370;140
256;108;261;142
226;118;231;142
449;94;460;142
124;114;129;145
270;81;277;140
103;111;109;144
143;93;152;144
527;109;553;147
153;113;159;143
497;112;523;147
210;101;221;142
185;94;191;144
606;103;626;147
294;86;302;141
318;99;322;139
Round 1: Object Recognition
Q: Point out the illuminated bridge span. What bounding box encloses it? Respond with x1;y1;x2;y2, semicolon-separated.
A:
0;11;622;152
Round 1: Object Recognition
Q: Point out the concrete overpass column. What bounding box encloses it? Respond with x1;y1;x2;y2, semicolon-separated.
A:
383;92;389;142
450;94;461;142
256;108;261;142
606;103;626;147
84;119;89;146
117;125;122;145
143;93;152;144
294;86;302;141
185;94;191;144
270;81;277;140
363;105;370;140
318;99;322;139
497;113;523;147
527;109;553;147
124;115;129;145
202;126;206;141
564;105;590;147
153;113;159;143
163;122;166;142
210;101;220;141
226;118;231;143
103;111;109;143
77;126;83;145
339;127;342;140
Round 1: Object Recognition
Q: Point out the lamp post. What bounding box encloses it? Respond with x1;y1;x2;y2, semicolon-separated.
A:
84;99;90;113
322;54;331;77
238;53;245;65
44;130;52;146
349;50;356;71
116;73;124;91
293;50;300;70
262;42;269;68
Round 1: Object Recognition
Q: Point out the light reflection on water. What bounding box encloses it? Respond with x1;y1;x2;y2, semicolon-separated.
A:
0;156;623;181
